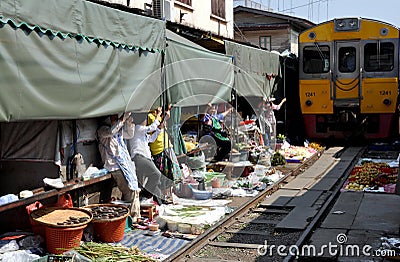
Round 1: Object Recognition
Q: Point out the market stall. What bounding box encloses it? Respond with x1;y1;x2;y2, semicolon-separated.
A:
0;0;167;237
341;159;398;193
0;1;300;261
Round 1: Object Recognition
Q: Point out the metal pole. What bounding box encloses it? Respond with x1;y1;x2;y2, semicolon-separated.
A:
283;56;287;135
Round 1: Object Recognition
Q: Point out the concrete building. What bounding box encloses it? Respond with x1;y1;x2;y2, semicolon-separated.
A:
106;0;234;41
233;5;314;55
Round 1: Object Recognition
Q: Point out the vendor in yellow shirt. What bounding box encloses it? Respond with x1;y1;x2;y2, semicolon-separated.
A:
147;106;182;195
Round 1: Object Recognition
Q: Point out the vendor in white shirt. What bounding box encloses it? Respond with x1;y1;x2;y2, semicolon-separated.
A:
127;108;170;204
97;112;140;220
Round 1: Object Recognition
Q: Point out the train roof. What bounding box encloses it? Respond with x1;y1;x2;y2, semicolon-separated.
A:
302;17;399;32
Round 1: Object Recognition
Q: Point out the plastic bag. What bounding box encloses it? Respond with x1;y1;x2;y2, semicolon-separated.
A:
57;194;73;208
0;250;40;262
25;201;45;237
0;240;19;254
25;202;43;216
0;194;18;206
18;235;44;249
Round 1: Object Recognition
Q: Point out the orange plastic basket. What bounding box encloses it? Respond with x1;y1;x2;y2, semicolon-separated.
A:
84;204;129;243
92;217;127;243
31;222;45;238
26;201;45;238
45;225;86;254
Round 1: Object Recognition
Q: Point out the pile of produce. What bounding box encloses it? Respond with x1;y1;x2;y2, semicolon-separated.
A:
74;242;156;261
31;208;92;227
56;216;90;226
185;141;198;152
308;142;324;151
276;134;287;143
168;206;208;217
278;145;317;162
87;205;128;221
345;162;398;191
271;152;286;166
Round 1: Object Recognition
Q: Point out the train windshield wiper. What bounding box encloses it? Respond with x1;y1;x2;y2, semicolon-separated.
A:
314;42;326;61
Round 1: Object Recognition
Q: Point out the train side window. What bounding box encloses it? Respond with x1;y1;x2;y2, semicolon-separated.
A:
303;46;330;74
364;42;394;72
339;47;356;73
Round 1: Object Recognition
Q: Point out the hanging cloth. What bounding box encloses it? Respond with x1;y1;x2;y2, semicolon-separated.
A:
98;131;139;191
113;133;138;190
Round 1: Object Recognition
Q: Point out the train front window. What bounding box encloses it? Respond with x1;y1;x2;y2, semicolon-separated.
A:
303;45;330;74
339;47;356;73
364;42;394;72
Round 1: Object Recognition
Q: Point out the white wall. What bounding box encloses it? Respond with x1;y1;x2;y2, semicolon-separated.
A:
290;30;299;56
107;0;152;9
107;0;234;39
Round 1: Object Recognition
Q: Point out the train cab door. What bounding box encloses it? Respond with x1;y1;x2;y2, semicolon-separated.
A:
333;41;360;106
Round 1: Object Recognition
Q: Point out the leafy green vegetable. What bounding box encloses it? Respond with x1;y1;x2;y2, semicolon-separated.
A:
271;152;286;166
74;242;156;261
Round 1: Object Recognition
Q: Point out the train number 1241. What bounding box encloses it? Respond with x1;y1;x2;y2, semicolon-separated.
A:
379;90;391;95
305;92;316;97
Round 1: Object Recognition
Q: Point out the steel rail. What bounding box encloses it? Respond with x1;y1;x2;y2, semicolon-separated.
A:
283;146;366;261
165;149;324;261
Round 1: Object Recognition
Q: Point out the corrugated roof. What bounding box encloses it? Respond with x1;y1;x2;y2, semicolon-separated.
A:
234;5;315;30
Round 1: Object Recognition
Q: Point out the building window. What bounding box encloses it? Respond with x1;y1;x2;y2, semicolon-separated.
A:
211;0;225;19
259;36;271;50
176;0;192;6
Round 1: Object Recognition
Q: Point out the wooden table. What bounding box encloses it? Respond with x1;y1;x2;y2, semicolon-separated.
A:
0;174;113;213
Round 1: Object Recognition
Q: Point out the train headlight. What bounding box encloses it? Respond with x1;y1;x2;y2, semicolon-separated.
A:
306;100;312;106
337;21;345;28
334;18;360;31
383;98;391;106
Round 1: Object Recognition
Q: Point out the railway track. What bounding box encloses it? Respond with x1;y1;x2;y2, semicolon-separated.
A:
166;146;366;261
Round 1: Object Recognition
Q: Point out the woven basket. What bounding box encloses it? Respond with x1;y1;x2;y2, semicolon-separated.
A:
45;224;86;254
30;207;92;228
92;217;127;242
84;204;129;242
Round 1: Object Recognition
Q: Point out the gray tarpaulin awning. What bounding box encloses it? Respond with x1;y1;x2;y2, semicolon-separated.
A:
165;32;234;107
0;0;165;121
0;0;238;122
166;29;207;51
0;0;164;51
164;30;234;155
224;40;281;98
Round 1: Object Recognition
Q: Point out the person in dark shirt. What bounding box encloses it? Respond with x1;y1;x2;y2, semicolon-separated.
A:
201;103;233;162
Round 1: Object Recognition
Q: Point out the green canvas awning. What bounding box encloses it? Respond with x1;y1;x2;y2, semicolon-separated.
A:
224;40;281;98
144;30;234;111
0;0;165;121
166;29;207;51
165;33;234;107
0;0;164;51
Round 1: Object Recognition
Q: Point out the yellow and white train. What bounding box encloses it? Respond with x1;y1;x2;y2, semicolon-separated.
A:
299;18;399;140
